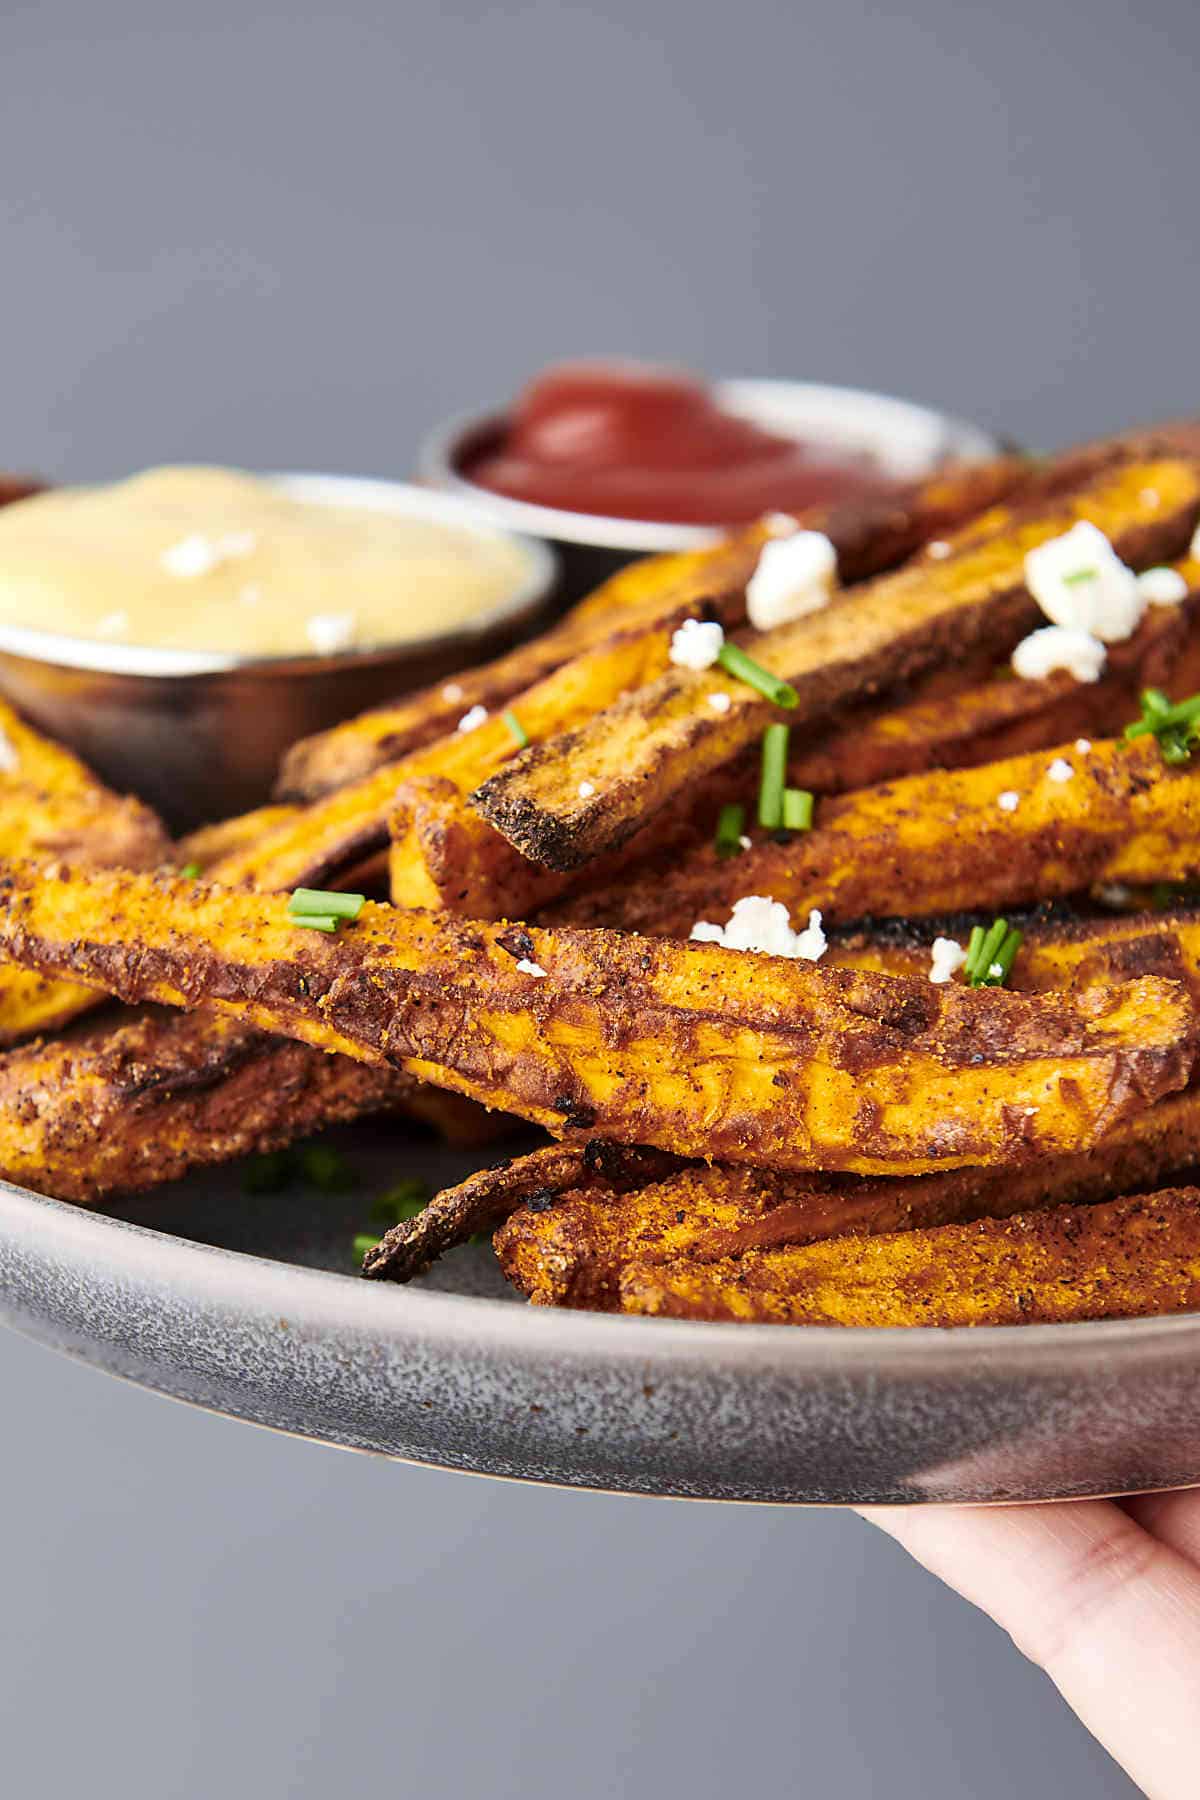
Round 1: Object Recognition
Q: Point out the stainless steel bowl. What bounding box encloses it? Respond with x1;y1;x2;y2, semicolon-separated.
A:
0;475;557;831
418;376;1007;601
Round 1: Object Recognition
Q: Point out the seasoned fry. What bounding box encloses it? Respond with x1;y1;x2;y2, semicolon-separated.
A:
363;1139;681;1282
0;696;173;1042
473;458;1200;871
178;804;299;872
494;1079;1200;1306
280;456;1026;802
618;1187;1200;1327
550;737;1200;939
0;1009;419;1205
0;862;1193;1175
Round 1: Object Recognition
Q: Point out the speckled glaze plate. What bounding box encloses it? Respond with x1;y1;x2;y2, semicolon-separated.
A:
2;1117;1199;1505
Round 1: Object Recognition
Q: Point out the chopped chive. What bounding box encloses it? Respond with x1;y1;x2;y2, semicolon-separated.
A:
291;914;340;932
501;709;529;749
300;1142;358;1192
758;723;790;828
782;787;814;832
964;925;986;981
353;1233;380;1261
369;1178;430;1226
988;927;1024;986
180;861;201;880
714;802;746;857
1061;566;1098;586
716;642;799;708
288;888;366;919
242;1149;297;1194
1124;688;1200;763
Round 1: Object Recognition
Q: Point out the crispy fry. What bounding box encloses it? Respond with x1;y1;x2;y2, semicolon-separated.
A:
280;456;1026;803
618;1186;1200;1326
0;697;173;1042
0;1009;418;1205
362;1139;681;1282
494;1078;1200;1306
178;804;299;872
473;458;1200;872
0;861;1192;1174
549;737;1200;939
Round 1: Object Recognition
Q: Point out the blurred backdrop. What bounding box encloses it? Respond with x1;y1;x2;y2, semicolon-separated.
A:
4;0;1196;1792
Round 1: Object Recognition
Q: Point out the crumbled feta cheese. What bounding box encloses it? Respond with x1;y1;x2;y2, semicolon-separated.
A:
1011;625;1107;684
0;728;19;773
161;531;256;578
927;540;952;560
707;690;732;713
442;681;464;703
305;612;357;655
997;790;1021;812
457;704;489;733
96;610;130;637
514;958;547;979
1096;882;1132;908
738;835;752;850
1138;566;1189;607
577;781;595;799
669;618;725;670
987;961;1004;981
1024;521;1142;642
763;512;800;536
1141;488;1161;508
928;937;967;984
1047;757;1074;783
1075;738;1092;754
746;532;837;632
689;896;827;961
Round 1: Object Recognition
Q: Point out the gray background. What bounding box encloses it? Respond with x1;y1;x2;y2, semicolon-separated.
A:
1;0;1193;1792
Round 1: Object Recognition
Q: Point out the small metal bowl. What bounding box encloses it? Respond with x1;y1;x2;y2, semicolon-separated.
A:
418;376;1007;600
0;475;557;831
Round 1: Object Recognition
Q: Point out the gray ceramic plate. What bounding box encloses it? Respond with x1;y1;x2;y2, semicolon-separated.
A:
2;1117;1199;1505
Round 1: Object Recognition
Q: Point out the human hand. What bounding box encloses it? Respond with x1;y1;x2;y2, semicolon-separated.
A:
861;1492;1200;1798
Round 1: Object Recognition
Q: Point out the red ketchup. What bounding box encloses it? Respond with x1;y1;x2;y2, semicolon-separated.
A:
464;361;899;526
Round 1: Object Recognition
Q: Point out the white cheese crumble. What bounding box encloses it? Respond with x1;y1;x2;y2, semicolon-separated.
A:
0;728;19;773
928;937;967;984
1138;566;1189;607
1096;882;1132;907
457;704;489;733
161;531;256;578
442;681;464;703
95;610;131;637
927;540;952;560
987;961;1004;981
746;532;837;632
1011;625;1107;684
305;612;357;655
577;780;595;799
1141;488;1161;508
997;790;1021;812
763;512;800;536
514;958;548;979
738;834;752;850
669;618;725;670
1075;738;1092;754
1047;757;1075;783
707;690;732;713
1023;521;1142;643
1192;523;1200;561
689;896;827;962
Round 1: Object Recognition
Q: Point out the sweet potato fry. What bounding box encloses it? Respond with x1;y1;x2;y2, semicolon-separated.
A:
279;456;1027;802
0;1009;416;1205
0;861;1192;1175
494;1079;1200;1307
473;458;1200;872
0;697;173;1042
618;1186;1200;1327
549;736;1200;939
362;1139;681;1282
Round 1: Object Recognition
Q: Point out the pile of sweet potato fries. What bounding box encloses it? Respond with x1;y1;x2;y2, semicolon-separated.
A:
5;423;1200;1327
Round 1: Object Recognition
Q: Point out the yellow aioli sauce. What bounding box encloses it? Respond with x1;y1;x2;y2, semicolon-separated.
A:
0;466;536;657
